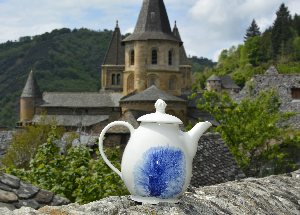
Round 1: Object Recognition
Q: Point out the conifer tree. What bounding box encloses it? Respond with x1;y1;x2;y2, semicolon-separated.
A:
244;19;261;41
271;3;293;57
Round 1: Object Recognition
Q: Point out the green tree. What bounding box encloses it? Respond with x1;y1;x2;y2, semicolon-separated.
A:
271;3;293;57
244;19;261;41
196;90;295;176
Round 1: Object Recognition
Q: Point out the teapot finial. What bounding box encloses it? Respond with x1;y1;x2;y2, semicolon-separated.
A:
155;99;167;114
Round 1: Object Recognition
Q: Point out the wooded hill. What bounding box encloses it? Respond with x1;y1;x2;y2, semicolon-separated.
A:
0;28;214;127
195;3;300;89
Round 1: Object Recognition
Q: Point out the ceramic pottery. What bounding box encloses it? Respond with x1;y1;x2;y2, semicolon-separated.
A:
99;99;211;204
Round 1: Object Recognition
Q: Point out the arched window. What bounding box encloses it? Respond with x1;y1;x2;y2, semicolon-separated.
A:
117;74;121;85
111;74;116;85
168;50;173;65
169;76;177;90
127;74;134;92
152;49;158;65
130;50;135;65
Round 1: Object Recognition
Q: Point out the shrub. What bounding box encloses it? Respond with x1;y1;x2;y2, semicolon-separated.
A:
6;126;128;204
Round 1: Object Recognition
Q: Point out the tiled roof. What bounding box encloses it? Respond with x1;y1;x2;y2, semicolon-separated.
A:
265;65;279;75
123;0;180;43
173;22;189;65
120;85;186;102
207;74;221;81
220;75;240;89
191;133;245;187
41;92;123;108
32;115;109;127
21;70;42;98
103;21;125;65
107;111;140;134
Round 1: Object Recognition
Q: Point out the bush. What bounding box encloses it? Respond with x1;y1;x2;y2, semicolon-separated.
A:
196;89;298;176
5;126;128;204
1;121;65;169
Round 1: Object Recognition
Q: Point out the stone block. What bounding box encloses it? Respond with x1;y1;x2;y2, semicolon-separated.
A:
35;189;54;204
0;190;18;203
0;173;20;189
15;182;39;199
14;199;40;210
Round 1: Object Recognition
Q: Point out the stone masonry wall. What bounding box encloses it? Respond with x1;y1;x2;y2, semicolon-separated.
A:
235;74;300;129
0;172;70;211
1;170;299;214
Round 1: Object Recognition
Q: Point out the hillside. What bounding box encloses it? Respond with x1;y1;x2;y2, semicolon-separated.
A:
0;28;113;127
0;29;215;127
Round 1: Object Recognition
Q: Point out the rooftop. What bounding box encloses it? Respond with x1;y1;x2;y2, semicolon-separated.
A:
40;92;123;108
21;70;42;98
123;0;180;43
120;85;186;102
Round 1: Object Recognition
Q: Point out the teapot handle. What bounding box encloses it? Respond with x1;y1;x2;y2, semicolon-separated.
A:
99;121;135;179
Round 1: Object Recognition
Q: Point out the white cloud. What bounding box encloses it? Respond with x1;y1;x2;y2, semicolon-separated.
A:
0;0;299;61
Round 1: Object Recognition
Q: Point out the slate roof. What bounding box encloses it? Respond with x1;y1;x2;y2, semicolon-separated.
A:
265;65;279;75
41;92;123;108
191;133;245;187
220;75;240;89
123;0;181;43
173;22;189;65
32;115;109;127
207;74;221;81
103;21;125;65
107;111;140;134
120;85;186;102
207;75;240;89
21;70;42;98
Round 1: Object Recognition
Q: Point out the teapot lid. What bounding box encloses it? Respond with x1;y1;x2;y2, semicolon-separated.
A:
137;99;183;124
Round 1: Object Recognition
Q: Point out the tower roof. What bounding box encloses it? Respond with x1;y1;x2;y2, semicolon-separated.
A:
21;70;41;98
121;85;185;102
173;21;189;65
123;0;181;43
103;21;125;65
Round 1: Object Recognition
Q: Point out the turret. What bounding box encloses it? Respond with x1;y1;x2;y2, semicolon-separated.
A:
122;0;182;96
20;70;42;126
172;21;192;91
101;21;125;92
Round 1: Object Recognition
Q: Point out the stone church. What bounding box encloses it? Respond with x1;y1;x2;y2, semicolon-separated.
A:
18;0;196;131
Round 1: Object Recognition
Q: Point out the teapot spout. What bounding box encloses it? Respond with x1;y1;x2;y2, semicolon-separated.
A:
185;121;212;158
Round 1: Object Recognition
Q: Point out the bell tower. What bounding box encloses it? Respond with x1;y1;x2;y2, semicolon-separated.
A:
122;0;182;96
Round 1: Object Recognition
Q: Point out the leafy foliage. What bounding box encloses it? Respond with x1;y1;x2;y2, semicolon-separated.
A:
195;90;298;176
5;126;128;204
1;119;65;169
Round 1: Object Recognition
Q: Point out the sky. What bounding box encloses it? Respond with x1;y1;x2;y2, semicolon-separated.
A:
0;0;299;61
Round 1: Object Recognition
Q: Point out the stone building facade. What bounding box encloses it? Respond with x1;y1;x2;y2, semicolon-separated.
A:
18;0;193;130
236;66;300;129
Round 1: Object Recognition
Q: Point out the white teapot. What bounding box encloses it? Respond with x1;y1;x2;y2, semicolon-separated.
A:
99;99;211;204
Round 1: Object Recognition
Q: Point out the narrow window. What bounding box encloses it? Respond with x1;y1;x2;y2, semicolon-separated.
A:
292;88;300;99
152;49;158;65
130;50;134;65
111;74;116;85
169;76;177;90
168;50;173;65
117;74;121;85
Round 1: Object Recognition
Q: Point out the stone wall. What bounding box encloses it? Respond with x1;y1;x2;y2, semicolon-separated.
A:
1;170;299;214
0;131;13;160
235;73;300;129
0;172;70;211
